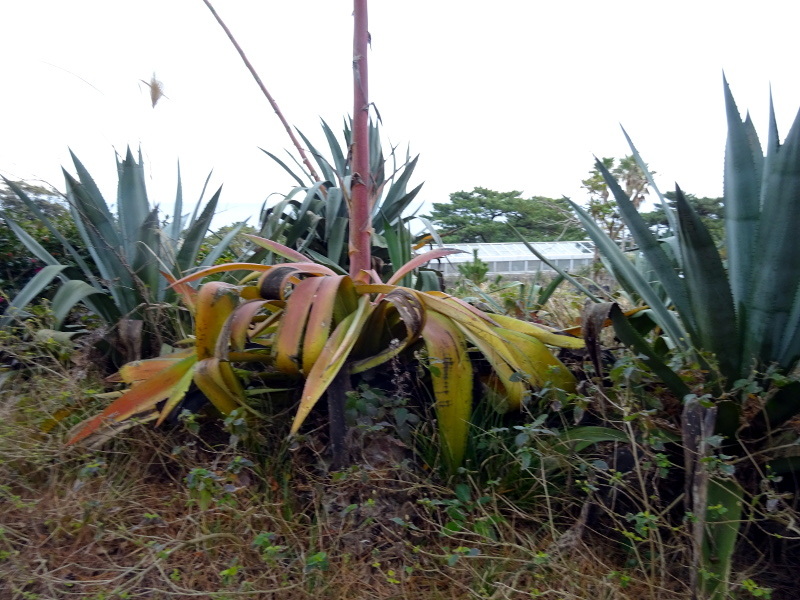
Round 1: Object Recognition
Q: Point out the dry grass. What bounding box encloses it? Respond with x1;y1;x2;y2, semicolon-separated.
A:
1;315;797;600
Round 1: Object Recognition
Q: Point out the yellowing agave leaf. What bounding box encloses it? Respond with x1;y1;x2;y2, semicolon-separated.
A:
490;313;585;350
302;276;345;373
385;247;465;286
67;353;197;445
495;327;577;394
193;357;244;415
273;277;324;375
457;323;528;412
195;282;241;360
290;296;373;435
418;292;500;336
350;287;426;374
225;299;275;353
422;311;473;472
155;361;197;426
113;349;194;383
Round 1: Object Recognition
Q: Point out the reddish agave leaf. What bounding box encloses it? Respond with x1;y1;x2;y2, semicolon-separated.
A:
302;276;345;373
243;234;308;262
171;262;336;287
385;248;465;286
115;350;194;383
67;354;197;445
161;271;198;312
273;277;324;376
290;296;373;434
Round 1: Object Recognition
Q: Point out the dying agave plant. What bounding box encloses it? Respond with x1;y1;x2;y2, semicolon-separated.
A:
67;1;583;472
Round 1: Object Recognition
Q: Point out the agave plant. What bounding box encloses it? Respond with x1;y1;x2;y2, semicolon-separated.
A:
256;118;441;288
1;148;245;361
569;79;800;599
67;237;582;471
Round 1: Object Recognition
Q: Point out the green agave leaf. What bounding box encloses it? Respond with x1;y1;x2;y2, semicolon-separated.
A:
69;150;115;229
540;273;565;306
674;187;739;381
260;148;308;187
745;100;800;370
64;170;135;314
2;179;99;284
200;221;248;268
304;249;348;275
415;216;445;247
700;478;744;600
131;207;162;302
116;148;151;262
621;127;679;235
326;216;348;264
510;224;601;302
567;200;690;353
51;279;110;329
2;212;120;325
0;265;66;327
374;156;421;225
723;77;764;313
297;129;336;184
320;119;347;176
382;216;412;286
415;270;442;292
176;186;222;273
324;188;346;240
610;303;691;399
187;170;214;231
166;162;184;244
284;182;328;245
594;158;697;339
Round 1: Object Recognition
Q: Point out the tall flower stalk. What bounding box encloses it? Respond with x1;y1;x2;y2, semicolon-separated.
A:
349;0;373;278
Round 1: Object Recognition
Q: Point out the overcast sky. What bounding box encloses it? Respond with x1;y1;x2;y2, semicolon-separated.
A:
3;1;800;228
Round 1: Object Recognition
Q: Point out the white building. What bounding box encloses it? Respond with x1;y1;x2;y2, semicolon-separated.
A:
427;241;595;276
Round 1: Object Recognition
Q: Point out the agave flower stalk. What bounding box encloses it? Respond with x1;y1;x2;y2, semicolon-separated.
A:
200;0;321;182
349;0;373;279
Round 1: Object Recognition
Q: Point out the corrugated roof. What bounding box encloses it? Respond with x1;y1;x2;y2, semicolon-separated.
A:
427;241;595;263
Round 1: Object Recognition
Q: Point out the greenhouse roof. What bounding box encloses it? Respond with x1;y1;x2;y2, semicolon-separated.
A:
431;241;595;263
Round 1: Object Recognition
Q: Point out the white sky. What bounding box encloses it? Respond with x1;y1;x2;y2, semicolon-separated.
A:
3;1;800;229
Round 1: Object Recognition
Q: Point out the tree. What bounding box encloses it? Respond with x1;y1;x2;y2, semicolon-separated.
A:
641;192;725;243
425;187;584;243
581;155;649;247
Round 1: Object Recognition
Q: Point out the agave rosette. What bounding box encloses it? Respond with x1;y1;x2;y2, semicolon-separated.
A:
69;236;581;470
